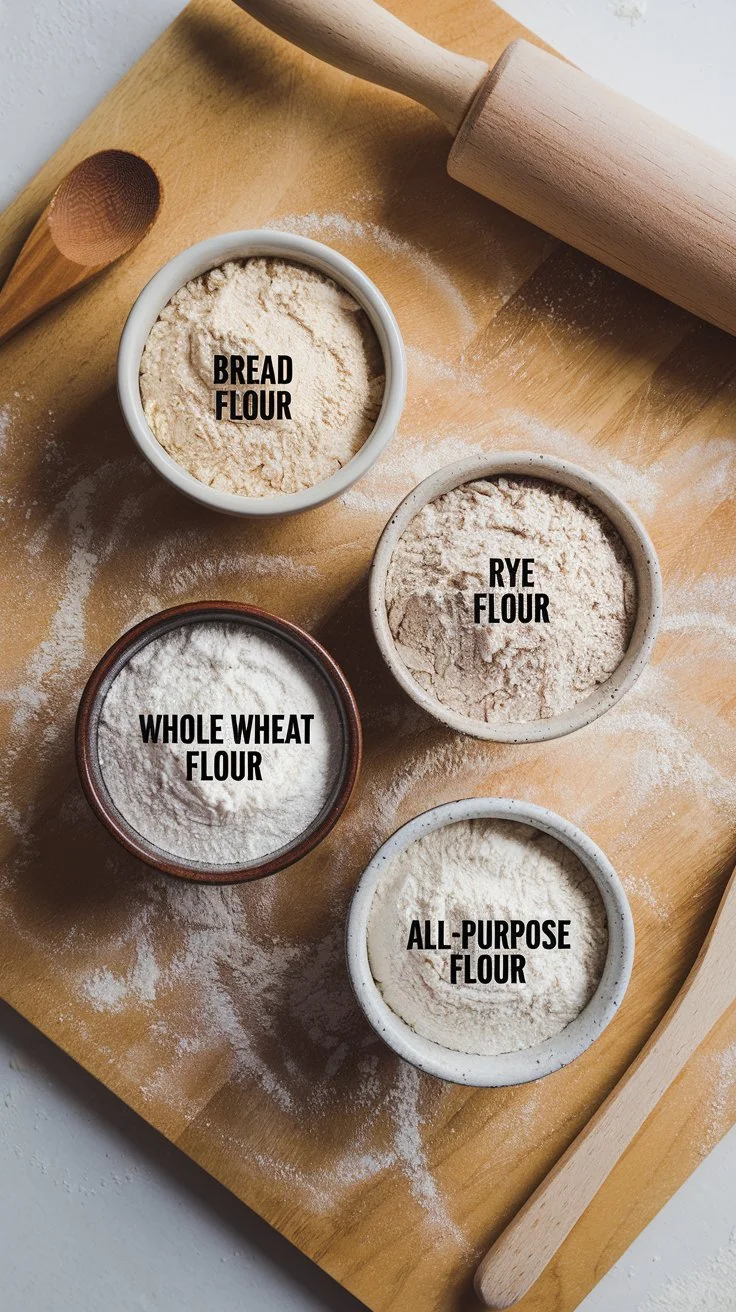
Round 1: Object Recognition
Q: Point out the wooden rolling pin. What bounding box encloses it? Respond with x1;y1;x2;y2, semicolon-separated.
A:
234;0;736;334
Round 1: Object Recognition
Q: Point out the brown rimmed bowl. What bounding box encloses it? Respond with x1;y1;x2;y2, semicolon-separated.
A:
75;601;362;884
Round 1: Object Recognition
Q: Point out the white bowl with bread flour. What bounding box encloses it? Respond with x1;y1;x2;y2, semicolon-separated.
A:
118;230;406;516
346;798;634;1087
370;452;661;742
76;603;362;882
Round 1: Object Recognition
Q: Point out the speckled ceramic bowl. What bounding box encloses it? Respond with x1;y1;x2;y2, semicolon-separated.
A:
369;452;661;743
346;797;634;1087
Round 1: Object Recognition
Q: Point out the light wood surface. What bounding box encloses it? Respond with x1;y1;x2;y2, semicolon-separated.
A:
237;0;736;334
0;2;735;1311
476;865;736;1307
0;150;161;345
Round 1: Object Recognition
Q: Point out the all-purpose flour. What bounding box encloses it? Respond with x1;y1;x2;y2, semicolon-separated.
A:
98;622;342;866
385;475;637;723
140;258;385;497
368;819;609;1056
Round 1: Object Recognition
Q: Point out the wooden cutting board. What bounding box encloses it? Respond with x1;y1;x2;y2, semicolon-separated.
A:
1;1;735;1308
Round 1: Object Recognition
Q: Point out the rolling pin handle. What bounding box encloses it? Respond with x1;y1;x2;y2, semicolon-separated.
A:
233;0;489;133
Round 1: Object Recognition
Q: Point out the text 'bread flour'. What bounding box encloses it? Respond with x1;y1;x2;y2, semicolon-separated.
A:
140;258;385;497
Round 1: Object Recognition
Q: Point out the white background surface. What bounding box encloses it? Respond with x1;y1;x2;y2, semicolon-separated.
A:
1;1;735;1308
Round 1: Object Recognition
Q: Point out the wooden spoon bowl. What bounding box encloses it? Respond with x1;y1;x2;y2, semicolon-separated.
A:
0;148;162;345
47;149;161;265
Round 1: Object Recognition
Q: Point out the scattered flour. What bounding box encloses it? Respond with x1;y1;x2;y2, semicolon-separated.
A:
614;0;648;22
84;967;129;1012
0;403;14;455
275;212;477;335
64;836;468;1238
340;425;487;514
368;819;608;1055
663;571;736;643
637;1229;736;1311
625;874;668;922
699;1041;736;1155
2;237;736;1248
7;468;102;734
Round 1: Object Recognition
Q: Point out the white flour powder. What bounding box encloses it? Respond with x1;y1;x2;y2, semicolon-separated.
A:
385;476;637;723
98;622;342;866
639;1228;736;1312
140;258;384;496
368;819;608;1056
613;0;647;22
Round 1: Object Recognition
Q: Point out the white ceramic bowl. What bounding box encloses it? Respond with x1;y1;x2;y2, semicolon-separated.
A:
346;797;634;1087
117;230;406;516
370;452;661;742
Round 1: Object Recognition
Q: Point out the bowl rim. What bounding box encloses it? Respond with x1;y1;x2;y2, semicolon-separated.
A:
345;797;635;1087
75;600;362;884
117;228;406;517
369;451;662;742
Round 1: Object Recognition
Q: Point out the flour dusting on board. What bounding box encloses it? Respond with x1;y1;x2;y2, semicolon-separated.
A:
26;809;467;1238
614;0;648;23
698;1041;736;1155
0;404;14;455
275;211;477;334
0;447;328;837
2;203;736;1253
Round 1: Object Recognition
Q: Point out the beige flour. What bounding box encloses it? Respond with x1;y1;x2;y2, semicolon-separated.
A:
140;258;384;496
368;819;608;1056
385;475;637;723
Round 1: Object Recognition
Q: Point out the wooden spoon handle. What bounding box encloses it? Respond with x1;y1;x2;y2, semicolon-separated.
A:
233;0;488;132
475;866;736;1309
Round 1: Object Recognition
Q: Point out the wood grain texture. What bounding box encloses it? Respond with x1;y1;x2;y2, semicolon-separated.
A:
0;3;735;1311
476;865;736;1307
0;210;100;344
449;39;736;334
234;0;736;334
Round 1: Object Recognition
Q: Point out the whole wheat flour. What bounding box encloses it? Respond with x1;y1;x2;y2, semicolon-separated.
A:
385;475;637;723
140;258;384;496
98;621;342;866
367;818;609;1056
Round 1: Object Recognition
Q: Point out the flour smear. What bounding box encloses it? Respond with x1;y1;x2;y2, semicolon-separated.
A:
2;212;736;1246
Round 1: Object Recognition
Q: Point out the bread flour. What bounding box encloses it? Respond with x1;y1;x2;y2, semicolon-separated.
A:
367;818;609;1056
385;475;637;723
98;621;342;866
140;258;385;496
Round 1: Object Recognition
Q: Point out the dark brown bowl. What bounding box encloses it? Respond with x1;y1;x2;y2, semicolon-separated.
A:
75;601;362;884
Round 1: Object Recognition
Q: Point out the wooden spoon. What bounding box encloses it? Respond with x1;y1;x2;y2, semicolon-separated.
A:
0;149;162;346
475;863;736;1309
